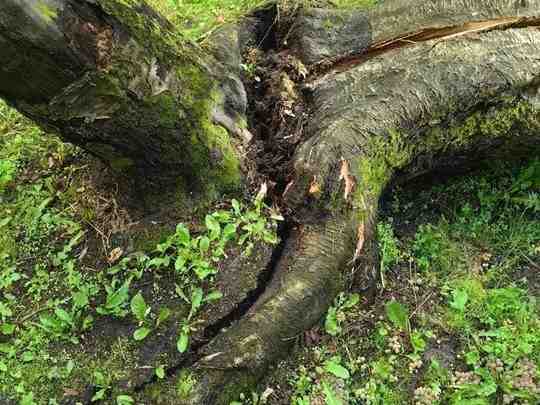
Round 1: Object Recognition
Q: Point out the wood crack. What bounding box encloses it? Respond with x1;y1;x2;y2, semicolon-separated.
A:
310;15;540;78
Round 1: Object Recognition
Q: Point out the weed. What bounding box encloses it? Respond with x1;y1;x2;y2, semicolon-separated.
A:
377;221;401;287
325;292;360;336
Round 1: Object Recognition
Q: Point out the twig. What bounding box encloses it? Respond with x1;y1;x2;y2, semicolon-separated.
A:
521;253;540;270
17;306;50;324
410;291;435;318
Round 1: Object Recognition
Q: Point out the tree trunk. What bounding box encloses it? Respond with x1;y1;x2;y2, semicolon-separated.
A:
2;0;540;404
142;1;540;403
0;0;250;192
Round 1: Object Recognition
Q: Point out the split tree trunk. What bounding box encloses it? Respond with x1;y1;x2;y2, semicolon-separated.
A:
2;0;540;403
0;0;250;192
140;1;540;403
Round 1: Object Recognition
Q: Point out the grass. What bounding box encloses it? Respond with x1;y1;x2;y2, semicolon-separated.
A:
148;0;379;41
0;0;305;399
1;1;384;401
148;0;267;40
0;93;281;402
0;97;280;405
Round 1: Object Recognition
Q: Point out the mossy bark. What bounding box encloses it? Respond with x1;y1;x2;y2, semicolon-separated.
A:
142;1;540;402
0;0;248;192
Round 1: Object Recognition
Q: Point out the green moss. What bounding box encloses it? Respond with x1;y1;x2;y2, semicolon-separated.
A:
132;226;172;252
195;123;241;188
23;0;242;198
426;100;538;151
35;1;58;23
97;0;193;64
351;98;539;222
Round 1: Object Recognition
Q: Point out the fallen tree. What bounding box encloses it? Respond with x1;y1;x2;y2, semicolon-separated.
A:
1;0;540;403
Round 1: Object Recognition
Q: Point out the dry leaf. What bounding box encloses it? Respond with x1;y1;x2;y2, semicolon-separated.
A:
339;158;356;200
107;247;123;264
240;128;253;143
280;73;297;100
261;387;275;401
305;328;322;346
282;181;295;199
289;56;309;79
309;176;321;195
256;182;268;201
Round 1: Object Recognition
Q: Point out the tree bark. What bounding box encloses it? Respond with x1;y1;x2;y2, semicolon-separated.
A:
2;0;540;404
138;1;540;403
0;0;250;192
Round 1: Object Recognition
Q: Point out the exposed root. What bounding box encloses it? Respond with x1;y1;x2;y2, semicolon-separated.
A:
138;214;358;403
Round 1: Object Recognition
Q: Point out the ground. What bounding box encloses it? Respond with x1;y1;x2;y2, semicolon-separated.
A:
0;97;281;403
1;1;539;404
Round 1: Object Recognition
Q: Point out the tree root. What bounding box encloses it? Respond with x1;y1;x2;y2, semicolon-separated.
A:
136;1;540;401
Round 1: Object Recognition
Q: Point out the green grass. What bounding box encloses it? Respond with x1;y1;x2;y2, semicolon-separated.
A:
148;0;268;40
4;1;536;404
0;101;85;401
148;0;379;41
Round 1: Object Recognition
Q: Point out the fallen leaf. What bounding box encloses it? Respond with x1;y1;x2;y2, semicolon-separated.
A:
280;73;297;100
107;247;123;264
261;387;275;401
282;181;295;199
305;328;322;346
256;182;268;201
291;58;309;79
309;176;321;195
240;128;253;143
